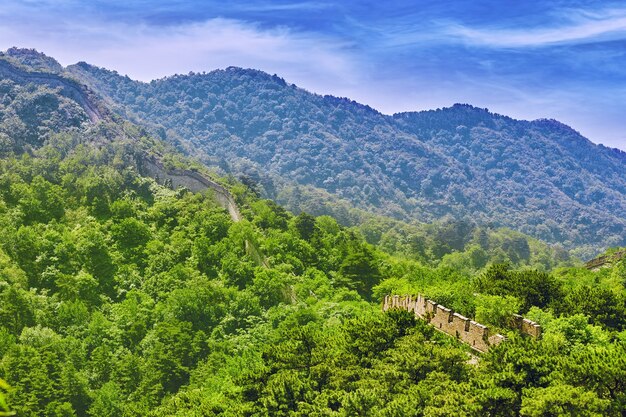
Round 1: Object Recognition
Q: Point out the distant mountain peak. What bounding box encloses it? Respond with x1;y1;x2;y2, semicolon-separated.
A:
394;102;510;120
450;103;488;111
73;61;97;70
392;103;516;132
531;118;581;135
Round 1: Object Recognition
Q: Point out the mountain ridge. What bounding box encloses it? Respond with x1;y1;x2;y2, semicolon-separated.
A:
3;48;624;254
3;47;622;150
0;59;105;123
60;55;626;154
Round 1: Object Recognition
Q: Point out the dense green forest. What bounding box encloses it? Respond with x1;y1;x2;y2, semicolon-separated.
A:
0;129;625;416
1;47;626;416
63;58;626;255
0;78;89;154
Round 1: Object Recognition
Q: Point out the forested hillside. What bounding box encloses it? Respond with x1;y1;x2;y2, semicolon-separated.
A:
2;47;626;416
65;58;626;254
1;127;626;416
0;76;89;153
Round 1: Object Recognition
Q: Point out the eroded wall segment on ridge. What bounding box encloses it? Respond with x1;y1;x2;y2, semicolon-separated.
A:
585;249;626;271
140;156;269;268
141;157;241;222
0;59;104;123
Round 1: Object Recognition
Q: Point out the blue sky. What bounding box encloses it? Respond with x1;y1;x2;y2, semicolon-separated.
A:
1;0;625;150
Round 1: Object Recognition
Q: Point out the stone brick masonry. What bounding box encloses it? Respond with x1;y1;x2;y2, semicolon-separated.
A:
383;294;541;352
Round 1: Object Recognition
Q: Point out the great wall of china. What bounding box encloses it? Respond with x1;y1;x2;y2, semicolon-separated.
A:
0;55;557;330
0;51;271;269
0;58;105;123
140;156;269;268
0;56;251;234
141;157;243;223
585;249;626;271
383;294;541;352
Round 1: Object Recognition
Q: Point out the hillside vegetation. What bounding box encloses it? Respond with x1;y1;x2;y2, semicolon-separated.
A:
66;60;626;255
0;129;625;416
1;48;626;416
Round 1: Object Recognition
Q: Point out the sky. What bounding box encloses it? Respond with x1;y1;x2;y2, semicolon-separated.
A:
1;0;625;150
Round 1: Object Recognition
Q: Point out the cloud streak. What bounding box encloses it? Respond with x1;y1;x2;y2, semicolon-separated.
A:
447;7;626;48
231;1;333;12
0;5;359;93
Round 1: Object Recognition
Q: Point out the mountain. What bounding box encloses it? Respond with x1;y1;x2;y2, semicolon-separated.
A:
2;48;624;253
0;48;577;271
3;48;626;417
64;60;626;253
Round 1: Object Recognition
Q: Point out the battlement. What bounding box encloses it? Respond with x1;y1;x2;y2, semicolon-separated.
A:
383;294;539;352
510;314;542;338
585;249;626;271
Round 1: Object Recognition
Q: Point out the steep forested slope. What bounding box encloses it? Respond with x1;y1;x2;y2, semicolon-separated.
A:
2;48;626;416
65;60;626;252
394;106;626;246
0;48;577;270
0;78;89;153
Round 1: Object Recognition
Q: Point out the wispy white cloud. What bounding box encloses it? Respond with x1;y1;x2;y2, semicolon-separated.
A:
447;7;626;48
232;1;333;12
374;6;626;50
0;1;625;150
0;6;359;93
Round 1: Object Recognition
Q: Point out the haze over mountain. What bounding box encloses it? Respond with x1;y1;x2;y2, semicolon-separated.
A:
2;48;625;253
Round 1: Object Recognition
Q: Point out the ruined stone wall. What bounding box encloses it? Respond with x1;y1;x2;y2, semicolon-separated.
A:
383;294;510;352
141;157;242;222
0;58;105;123
510;314;542;339
585;249;626;271
140;156;269;268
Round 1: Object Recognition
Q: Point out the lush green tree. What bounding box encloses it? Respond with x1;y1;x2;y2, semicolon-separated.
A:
338;247;381;300
0;85;623;416
474;294;521;328
0;378;13;417
0;287;36;335
89;382;123;417
564;343;626;411
476;264;562;311
557;285;626;331
520;384;610;417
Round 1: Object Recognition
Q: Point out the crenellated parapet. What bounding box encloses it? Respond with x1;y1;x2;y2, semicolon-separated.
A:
383;294;540;352
509;314;542;339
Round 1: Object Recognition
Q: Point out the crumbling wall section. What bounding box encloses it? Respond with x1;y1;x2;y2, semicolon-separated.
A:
141;157;241;222
0;58;105;123
510;314;542;339
585;249;626;271
140;156;269;268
